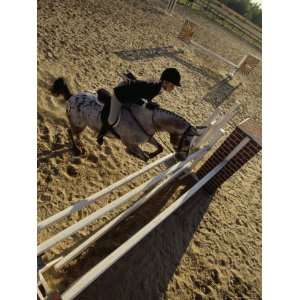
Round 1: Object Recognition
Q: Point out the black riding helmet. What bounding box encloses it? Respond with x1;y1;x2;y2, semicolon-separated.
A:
160;68;181;86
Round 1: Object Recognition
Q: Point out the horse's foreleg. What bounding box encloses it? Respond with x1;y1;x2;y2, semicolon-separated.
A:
125;144;150;162
146;137;164;159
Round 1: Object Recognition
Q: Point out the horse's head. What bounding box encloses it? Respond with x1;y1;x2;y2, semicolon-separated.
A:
170;125;207;161
152;108;207;161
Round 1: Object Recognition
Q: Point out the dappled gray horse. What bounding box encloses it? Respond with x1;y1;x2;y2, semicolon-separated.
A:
51;78;205;161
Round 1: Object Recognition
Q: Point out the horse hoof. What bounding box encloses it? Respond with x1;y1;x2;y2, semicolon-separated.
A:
73;148;81;156
97;137;104;146
143;154;150;162
73;146;86;157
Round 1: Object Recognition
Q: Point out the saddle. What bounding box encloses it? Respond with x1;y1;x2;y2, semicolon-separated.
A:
96;88;119;144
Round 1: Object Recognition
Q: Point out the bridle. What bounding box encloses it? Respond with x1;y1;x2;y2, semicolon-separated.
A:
174;125;193;153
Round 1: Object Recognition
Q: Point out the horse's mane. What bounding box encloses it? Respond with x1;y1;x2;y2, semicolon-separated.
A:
155;107;190;126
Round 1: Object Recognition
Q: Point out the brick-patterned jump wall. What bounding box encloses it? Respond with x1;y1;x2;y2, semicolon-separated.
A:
195;118;261;194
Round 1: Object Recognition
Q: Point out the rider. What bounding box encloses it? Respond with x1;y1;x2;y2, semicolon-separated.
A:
97;67;181;145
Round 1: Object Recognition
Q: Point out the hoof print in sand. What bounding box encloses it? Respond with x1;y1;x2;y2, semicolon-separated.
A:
209;268;221;284
194;293;204;300
45;175;53;183
40;193;52;203
87;153;98;164
104;146;112;155
67;165;78;177
52;135;63;149
71;157;82;165
200;285;211;295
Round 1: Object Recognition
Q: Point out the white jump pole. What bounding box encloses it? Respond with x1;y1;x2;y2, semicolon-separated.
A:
61;137;251;300
38;103;238;255
54;145;215;271
193;102;240;148
54;163;190;270
38;153;174;232
38;149;208;256
202;107;221;127
188;127;225;182
38;103;239;253
37;158;183;256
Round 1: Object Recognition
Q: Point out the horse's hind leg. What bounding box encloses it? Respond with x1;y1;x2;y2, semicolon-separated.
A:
68;125;86;156
66;113;86;155
125;144;150;162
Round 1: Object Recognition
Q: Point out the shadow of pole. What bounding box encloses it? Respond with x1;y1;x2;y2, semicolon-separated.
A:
114;46;223;82
56;175;214;300
37;144;73;165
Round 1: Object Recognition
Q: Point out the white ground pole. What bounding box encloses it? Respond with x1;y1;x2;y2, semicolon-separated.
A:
37;153;174;232
61;137;251;300
54;143;218;271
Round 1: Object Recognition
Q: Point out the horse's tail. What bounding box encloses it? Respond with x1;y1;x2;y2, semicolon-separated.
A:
51;77;73;100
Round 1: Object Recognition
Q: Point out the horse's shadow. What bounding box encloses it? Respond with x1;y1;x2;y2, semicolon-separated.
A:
54;174;214;300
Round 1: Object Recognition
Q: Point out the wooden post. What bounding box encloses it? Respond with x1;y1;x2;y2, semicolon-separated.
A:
196;118;261;193
178;19;197;43
237;54;261;76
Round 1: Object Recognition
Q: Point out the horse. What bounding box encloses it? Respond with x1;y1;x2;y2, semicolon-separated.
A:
50;77;206;161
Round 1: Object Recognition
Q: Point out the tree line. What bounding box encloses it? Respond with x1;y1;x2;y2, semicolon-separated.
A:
218;0;262;27
184;0;262;27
